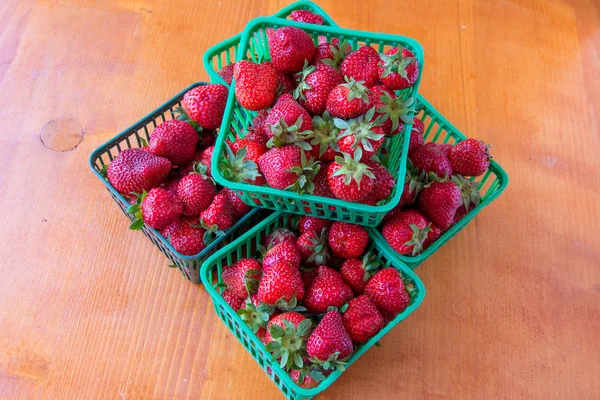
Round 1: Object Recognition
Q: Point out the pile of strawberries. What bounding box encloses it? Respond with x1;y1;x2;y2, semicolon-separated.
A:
105;83;257;256
379;136;491;256
216;14;420;205
220;216;416;388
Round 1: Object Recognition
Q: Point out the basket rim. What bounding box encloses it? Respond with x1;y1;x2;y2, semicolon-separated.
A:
212;16;426;217
200;210;426;397
88;81;260;262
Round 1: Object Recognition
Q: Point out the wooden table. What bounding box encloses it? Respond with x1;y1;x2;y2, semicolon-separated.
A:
1;0;599;398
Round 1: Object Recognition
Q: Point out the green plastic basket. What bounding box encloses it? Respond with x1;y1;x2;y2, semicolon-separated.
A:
212;17;425;226
372;95;509;269
89;82;261;283
200;211;426;400
203;1;338;86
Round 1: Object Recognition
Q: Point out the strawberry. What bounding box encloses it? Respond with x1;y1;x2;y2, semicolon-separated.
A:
335;108;385;161
378;47;419;90
326;78;370;119
219;143;264;186
382;210;432;255
342;295;384;343
234;61;279;110
222;187;252;218
294;62;343;115
263;94;312;141
161;177;181;196
375;93;415;137
368;84;395;109
301;268;318;288
264;228;297;248
412;116;425;136
269;26;316;73
299;216;332;235
396;161;426;209
340;46;380;88
313;40;351;69
312;163;334;198
169;217;206;255
217;63;235;85
258;146;320;194
327;149;375;202
328;222;369;259
306;311;354;364
263;240;302;271
200;192;235;235
221;289;245;311
276;70;297;94
128;187;182;230
423;223;442;249
364;161;395;202
257;262;305;305
408;122;425;155
340;252;381;294
107;148;171;196
199;130;217;148
264;312;312;369
160;218;179;240
289;369;320;389
448;138;491;177
182;84;228;130
222;258;263;299
304;266;353;313
148;119;198;166
417;179;462;230
230;138;268;162
438;143;453;157
296;229;330;267
288;10;324;24
305;112;340;161
242;127;269;147
365;267;410;316
410;142;453;178
177;164;216;216
180;146;214;177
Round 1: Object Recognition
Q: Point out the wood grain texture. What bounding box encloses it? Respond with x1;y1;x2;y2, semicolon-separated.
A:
0;0;599;399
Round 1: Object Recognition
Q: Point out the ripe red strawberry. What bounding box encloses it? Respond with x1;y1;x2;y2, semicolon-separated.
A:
340;252;381;294
264;312;312;369
217;63;235;85
133;187;182;230
182;84;228;130
375;93;416;137
382;210;432;255
234;61;279;110
378;47;419;90
417;180;462;230
341;46;380;88
199;130;217;148
409;119;425;155
221;187;252;218
448;138;491;177
161;177;181;196
177;166;216;216
410;142;453;178
251;109;269;136
423;223;442;249
412;116;425;136
299;216;332;235
242;127;269;147
169;217;206;255
364;161;395;202
230;138;268;163
269;26;316;73
200;191;235;232
221;289;245;311
297;229;330;267
160;218;180;240
301;268;318;288
306;112;340;161
276;69;297;94
306;311;354;362
257;262;305;305
327;149;375;202
335;108;385;161
313;40;351;68
294;63;343;115
313;163;334;198
258;146;320;194
368;84;395;109
288;9;324;24
289;369;320;389
220;142;265;186
264;228;297;248
304;266;353;313
263;241;302;271
365;267;410;316
326;78;370;119
107;148;171;196
148;120;198;166
438;143;453;157
222;258;263;299
263;94;313;146
342;295;384;343
328;222;369;259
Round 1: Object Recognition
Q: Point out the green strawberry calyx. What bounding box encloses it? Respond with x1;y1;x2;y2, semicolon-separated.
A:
286;150;322;195
359;251;382;282
265;318;312;370
174;106;203;135
322;40;351;69
452;174;482;211
331;148;375;189
275;296;307;313
266;115;313;151
306;111;340;157
292;60;316;101
126;190;147;230
340;76;370;104
310;351;348;372
219;144;262;183
335;107;384;152
376;94;415;132
304;228;331;266
237;298;273;333
379;48;416;80
404;223;432;256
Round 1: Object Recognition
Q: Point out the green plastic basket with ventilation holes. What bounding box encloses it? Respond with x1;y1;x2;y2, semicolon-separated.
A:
371;94;509;269
212;16;425;226
203;0;339;86
88;82;261;283
200;210;425;400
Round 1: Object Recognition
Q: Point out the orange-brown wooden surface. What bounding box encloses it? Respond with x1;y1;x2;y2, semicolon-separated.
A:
0;0;599;399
